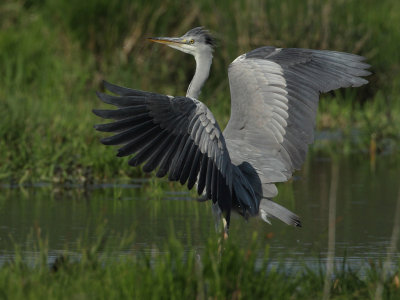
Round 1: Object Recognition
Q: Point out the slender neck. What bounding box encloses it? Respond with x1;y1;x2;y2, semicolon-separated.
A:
186;52;213;99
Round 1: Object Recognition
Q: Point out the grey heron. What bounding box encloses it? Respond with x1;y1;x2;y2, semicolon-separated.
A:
93;27;370;236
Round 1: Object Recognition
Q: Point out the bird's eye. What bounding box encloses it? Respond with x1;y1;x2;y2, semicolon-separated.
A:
189;39;195;44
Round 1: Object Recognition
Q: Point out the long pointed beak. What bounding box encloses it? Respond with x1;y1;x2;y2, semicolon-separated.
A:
147;37;187;46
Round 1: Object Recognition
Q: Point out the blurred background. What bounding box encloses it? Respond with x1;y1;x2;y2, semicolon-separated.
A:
1;0;400;281
1;0;400;183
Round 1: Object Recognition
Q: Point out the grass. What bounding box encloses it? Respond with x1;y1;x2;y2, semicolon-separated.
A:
1;228;399;299
1;0;400;183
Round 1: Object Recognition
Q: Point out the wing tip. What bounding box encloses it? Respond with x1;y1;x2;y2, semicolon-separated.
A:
93;123;102;131
116;150;125;157
292;216;302;228
100;136;115;145
92;109;103;118
352;77;370;87
95;91;110;103
102;80;130;96
102;80;112;91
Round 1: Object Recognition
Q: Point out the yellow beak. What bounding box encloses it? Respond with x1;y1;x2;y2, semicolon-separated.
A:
147;37;186;45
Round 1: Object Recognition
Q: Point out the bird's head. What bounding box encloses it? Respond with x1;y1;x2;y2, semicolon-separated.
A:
148;27;215;58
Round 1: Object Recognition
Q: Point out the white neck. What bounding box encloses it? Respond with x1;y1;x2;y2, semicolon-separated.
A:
186;52;213;99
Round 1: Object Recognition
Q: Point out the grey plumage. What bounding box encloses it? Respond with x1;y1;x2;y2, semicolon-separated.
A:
224;47;370;182
183;27;216;47
94;27;370;232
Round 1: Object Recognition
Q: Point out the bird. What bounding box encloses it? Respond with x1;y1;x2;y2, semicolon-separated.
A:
93;27;370;237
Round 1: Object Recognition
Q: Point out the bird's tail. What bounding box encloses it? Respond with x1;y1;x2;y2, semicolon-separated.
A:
259;198;302;227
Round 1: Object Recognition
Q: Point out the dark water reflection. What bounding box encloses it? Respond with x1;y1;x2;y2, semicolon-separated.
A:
1;155;399;271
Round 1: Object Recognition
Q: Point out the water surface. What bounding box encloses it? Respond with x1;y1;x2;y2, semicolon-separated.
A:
1;155;399;271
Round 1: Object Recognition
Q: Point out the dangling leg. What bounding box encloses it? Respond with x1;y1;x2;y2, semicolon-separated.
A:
222;217;228;240
211;202;230;239
222;215;229;240
211;203;230;256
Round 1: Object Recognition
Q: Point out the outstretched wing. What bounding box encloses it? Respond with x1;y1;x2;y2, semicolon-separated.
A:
93;81;233;213
224;47;370;194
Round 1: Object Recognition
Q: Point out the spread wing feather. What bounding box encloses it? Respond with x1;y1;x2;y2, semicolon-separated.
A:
93;81;233;213
224;47;370;188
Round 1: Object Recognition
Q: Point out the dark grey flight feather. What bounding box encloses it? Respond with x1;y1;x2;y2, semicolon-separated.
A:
93;81;251;224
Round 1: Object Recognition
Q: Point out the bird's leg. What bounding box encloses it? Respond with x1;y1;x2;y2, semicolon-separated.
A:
211;202;228;255
217;215;230;257
222;217;229;240
211;202;230;239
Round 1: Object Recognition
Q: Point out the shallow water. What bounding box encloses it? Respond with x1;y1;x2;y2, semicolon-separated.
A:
1;154;399;271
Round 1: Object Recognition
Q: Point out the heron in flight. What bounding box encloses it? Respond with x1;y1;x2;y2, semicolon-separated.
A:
93;27;370;236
